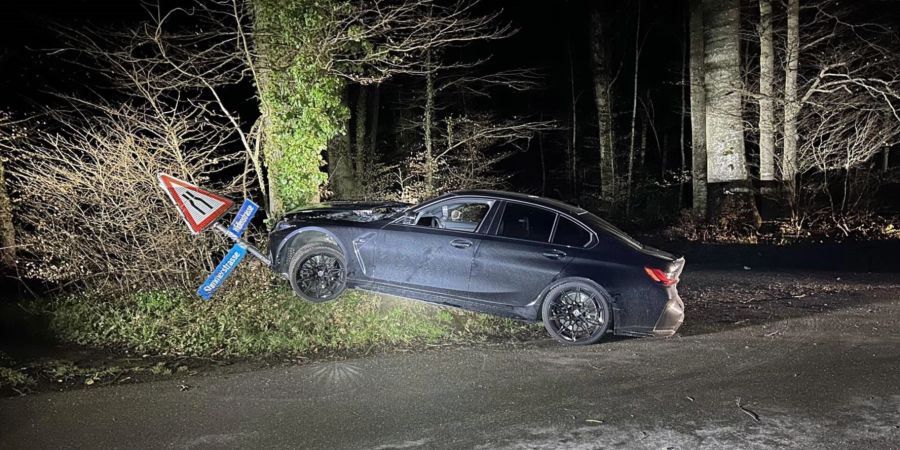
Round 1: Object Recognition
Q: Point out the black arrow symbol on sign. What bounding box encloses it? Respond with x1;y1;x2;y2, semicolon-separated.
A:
183;190;214;215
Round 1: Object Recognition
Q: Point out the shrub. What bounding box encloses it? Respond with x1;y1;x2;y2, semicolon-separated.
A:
8;103;240;293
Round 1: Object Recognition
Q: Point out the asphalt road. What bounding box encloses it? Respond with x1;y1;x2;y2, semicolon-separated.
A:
2;270;900;449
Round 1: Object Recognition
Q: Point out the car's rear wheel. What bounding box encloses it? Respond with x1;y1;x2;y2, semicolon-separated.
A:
288;243;347;303
541;281;611;345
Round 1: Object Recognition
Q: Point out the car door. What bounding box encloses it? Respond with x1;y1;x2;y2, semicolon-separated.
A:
468;201;575;306
372;198;495;299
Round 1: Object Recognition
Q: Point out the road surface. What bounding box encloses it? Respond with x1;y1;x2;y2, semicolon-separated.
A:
2;269;900;449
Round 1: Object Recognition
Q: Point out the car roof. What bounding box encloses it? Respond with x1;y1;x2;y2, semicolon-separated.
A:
444;190;645;249
447;190;588;216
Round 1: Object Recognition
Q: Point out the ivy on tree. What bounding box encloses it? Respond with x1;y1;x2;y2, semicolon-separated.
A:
253;0;349;215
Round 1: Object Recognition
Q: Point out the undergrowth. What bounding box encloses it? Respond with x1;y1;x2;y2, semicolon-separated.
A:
35;286;538;358
662;210;900;244
0;366;33;389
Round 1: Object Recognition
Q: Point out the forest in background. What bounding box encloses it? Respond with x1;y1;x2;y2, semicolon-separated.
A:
0;0;899;295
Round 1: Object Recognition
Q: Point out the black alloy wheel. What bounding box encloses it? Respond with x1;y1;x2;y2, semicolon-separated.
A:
288;244;347;303
541;281;611;345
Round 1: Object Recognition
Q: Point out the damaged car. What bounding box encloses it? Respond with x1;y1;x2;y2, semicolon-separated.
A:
269;190;684;345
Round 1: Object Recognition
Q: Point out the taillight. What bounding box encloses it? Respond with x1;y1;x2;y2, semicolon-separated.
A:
644;267;677;286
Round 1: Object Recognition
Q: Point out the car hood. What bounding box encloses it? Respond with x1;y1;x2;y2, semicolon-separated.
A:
281;201;410;223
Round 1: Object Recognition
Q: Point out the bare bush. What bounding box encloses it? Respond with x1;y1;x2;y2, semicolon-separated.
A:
375;114;554;203
7;102;240;293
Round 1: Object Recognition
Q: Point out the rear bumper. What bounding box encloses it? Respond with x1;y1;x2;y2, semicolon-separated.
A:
651;290;684;337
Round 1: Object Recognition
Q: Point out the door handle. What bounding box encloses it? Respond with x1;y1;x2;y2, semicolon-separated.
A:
541;249;567;259
450;239;473;249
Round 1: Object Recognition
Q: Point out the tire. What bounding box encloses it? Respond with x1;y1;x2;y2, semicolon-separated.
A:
288;243;347;303
540;280;612;345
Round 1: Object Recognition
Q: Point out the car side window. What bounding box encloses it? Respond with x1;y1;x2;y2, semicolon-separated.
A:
497;202;556;242
407;200;493;232
552;217;591;247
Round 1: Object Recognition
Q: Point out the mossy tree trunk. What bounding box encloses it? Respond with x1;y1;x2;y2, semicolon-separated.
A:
252;0;349;217
423;50;435;197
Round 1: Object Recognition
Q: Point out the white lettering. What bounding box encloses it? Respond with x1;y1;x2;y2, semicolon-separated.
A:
231;205;255;232
202;249;243;293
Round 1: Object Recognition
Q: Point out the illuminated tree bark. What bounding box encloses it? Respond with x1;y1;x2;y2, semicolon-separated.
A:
782;0;800;191
703;0;759;224
589;5;616;210
689;0;707;215
424;49;435;196
758;0;776;183
625;1;642;216
0;159;14;269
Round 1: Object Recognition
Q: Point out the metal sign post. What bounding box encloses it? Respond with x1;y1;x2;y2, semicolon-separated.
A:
213;223;271;267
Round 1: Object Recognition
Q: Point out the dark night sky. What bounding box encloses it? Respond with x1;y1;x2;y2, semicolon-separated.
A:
1;0;145;110
3;0;899;116
0;0;682;115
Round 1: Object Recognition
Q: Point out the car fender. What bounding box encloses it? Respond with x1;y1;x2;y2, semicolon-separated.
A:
531;276;621;331
274;226;350;274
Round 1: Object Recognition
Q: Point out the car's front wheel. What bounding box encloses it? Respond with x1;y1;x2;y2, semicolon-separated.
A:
288;243;347;303
541;281;611;345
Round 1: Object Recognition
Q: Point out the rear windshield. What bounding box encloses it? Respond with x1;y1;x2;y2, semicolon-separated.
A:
578;212;643;249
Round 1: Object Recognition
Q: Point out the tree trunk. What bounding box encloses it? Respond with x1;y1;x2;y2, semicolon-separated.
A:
0;159;15;269
703;0;759;225
368;85;380;186
538;114;547;196
424;50;435;197
679;11;688;210
689;0;708;216
758;0;776;183
567;39;579;200
782;0;800;194
625;1;642;216
639;115;648;172
662;132;669;179
328;86;356;199
355;85;368;196
589;6;616;211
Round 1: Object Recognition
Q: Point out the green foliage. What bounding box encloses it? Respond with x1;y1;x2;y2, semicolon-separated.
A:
40;287;537;357
253;0;349;214
0;367;33;388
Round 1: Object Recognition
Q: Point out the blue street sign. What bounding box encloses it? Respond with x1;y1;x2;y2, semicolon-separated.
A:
197;244;247;300
226;199;259;239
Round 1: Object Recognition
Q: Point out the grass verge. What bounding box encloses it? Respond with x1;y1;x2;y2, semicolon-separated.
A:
35;286;539;358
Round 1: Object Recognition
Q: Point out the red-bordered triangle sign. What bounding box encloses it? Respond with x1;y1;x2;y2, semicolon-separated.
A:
158;173;234;234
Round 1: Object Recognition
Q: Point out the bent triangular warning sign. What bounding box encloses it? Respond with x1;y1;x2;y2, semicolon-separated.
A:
158;173;234;234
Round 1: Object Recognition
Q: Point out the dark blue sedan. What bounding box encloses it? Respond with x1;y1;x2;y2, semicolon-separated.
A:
269;190;684;345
